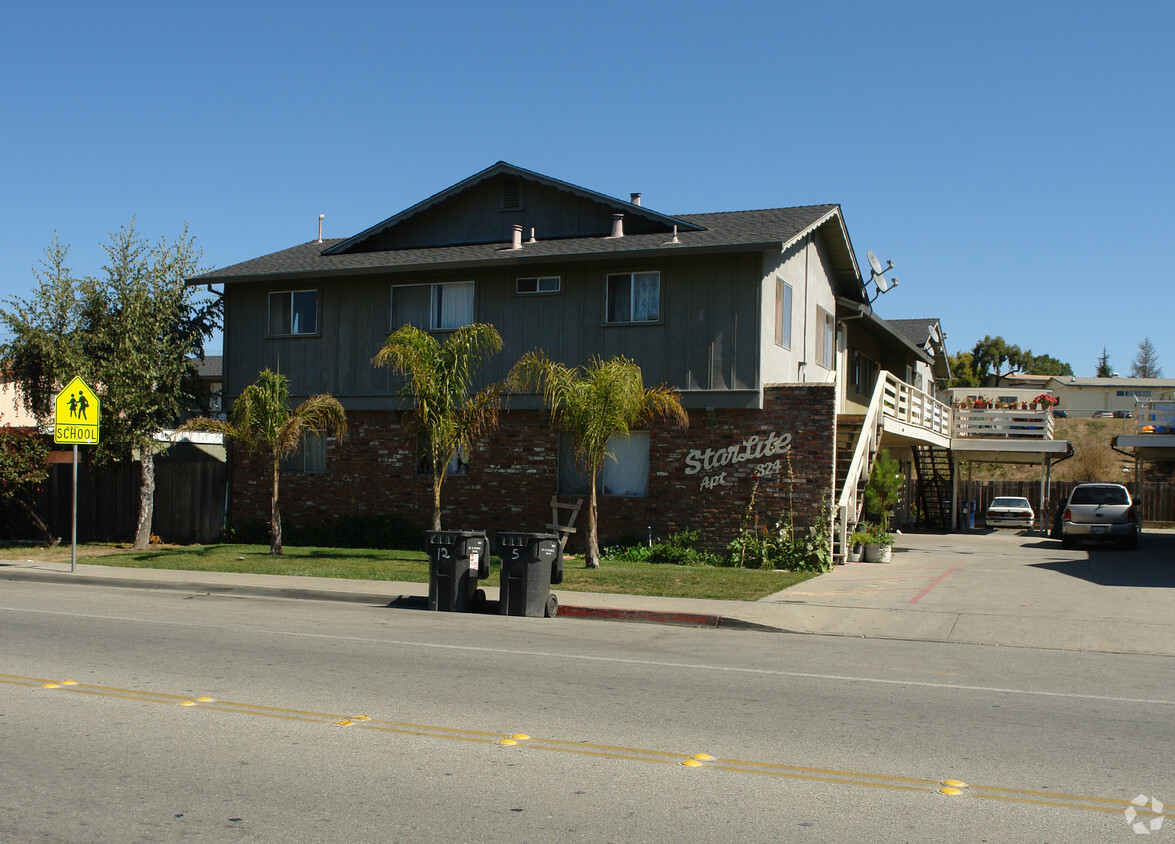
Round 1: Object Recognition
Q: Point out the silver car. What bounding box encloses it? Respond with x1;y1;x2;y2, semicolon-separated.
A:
986;496;1035;529
1060;483;1140;549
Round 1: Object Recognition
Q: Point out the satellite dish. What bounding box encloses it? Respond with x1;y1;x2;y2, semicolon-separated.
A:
874;274;890;293
867;251;883;275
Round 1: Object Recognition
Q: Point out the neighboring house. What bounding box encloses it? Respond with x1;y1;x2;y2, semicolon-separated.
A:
194;162;1053;555
887;319;950;395
0;370;39;429
1045;376;1175;417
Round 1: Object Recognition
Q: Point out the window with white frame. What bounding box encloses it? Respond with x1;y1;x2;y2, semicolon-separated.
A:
558;431;650;497
516;276;561;294
606;272;660;323
818;307;835;369
391;282;474;331
774;278;793;348
268;290;318;336
281;431;326;473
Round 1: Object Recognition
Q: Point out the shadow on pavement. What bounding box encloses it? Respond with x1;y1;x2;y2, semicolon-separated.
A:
1028;531;1175;587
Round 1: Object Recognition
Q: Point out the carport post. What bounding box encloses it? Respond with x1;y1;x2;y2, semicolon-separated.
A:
1038;457;1050;537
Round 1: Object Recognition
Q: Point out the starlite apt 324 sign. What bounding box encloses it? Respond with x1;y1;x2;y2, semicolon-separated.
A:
54;376;100;445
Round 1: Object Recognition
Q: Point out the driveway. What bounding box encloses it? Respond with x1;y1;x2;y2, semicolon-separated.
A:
758;528;1175;655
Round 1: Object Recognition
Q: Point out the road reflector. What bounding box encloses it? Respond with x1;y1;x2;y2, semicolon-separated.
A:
332;719;355;727
498;739;518;746
196;697;215;702
680;759;704;767
42;683;60;689
942;780;968;788
179;701;198;707
61;681;78;686
938;787;964;796
691;754;714;761
511;734;530;741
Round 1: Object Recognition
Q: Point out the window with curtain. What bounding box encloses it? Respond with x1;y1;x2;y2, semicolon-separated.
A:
281;431;326;473
558;431;650;497
390;282;474;331
775;278;792;348
818;307;835;369
606;272;660;323
268;290;318;336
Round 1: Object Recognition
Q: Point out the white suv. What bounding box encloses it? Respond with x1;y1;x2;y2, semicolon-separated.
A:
1059;483;1140;550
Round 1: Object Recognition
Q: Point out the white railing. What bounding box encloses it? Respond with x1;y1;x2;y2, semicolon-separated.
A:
835;376;886;562
1133;398;1175;434
883;374;952;438
952;408;1054;439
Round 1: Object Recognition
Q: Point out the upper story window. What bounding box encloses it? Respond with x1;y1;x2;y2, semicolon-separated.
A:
391;281;474;331
517;276;561;294
774;278;793;348
817;307;835;369
269;290;317;336
606;272;660;323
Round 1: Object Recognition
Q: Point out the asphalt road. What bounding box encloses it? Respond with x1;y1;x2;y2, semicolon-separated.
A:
2;580;1173;842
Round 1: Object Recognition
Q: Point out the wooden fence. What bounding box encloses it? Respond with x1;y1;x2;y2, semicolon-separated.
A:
945;479;1175;528
5;449;228;544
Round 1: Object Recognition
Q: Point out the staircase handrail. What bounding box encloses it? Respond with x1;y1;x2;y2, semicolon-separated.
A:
835;373;888;558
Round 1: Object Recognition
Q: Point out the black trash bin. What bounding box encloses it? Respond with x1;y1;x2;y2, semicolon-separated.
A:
424;530;489;612
496;532;563;618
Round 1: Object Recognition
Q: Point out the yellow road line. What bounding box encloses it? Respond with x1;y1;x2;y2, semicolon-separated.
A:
10;671;1171;820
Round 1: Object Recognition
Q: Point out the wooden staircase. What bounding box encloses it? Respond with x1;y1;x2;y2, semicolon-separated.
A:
912;445;953;530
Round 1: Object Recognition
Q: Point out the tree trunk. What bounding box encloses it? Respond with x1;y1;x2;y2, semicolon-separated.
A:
431;470;443;531
16;497;58;547
585;469;600;568
270;458;283;555
132;452;155;550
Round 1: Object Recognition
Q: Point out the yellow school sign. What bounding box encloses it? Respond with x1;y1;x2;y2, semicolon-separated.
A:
54;376;100;445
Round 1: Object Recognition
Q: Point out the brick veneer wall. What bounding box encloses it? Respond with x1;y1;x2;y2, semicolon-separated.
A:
230;384;837;552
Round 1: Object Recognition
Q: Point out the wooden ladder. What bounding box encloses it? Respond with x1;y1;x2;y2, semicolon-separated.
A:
548;496;583;551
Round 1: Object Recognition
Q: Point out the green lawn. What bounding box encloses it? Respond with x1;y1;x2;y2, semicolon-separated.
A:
2;542;819;602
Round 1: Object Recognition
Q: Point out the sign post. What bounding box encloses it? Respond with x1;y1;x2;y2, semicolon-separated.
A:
54;377;100;572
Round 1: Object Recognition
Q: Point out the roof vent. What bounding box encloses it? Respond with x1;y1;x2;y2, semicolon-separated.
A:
502;177;522;210
317;214;325;243
630;193;642;206
609;213;624;238
510;224;523;250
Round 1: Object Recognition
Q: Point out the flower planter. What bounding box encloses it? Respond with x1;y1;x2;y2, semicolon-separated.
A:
847;544;864;563
864;543;892;563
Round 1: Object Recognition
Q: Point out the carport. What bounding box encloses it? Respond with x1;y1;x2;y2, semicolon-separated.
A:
949;439;1073;534
1112;433;1175;521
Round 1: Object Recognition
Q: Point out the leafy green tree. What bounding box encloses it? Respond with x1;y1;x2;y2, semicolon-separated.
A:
947;351;980;387
181;369;347;555
0;222;219;550
509;352;688;568
1024;354;1073;377
972;336;1032;386
0;428;55;544
372;323;503;531
1131;337;1162;378
1095;347;1113;377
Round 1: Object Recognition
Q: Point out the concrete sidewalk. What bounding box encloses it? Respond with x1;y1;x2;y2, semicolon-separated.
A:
3;529;1173;656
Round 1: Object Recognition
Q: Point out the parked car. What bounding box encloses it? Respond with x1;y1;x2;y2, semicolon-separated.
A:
1059;483;1140;549
1053;409;1068;418
985;496;1035;529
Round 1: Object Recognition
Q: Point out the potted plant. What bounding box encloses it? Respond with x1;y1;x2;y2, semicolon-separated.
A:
864;523;895;562
848;527;871;562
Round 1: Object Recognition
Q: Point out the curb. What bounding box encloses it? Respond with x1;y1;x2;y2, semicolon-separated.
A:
0;568;779;631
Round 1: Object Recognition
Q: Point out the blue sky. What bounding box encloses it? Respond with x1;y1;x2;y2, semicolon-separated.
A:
2;0;1172;376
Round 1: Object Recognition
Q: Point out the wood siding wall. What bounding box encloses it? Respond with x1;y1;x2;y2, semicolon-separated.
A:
224;252;764;403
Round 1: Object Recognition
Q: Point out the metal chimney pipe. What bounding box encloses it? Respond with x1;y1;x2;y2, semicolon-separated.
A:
610;213;624;238
631;193;642;206
317;214;325;243
511;224;523;249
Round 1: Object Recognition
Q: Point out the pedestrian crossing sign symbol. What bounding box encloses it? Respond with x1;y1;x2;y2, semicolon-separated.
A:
54;376;100;445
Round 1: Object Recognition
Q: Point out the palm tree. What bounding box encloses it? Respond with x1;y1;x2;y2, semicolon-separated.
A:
508;351;688;568
372;323;503;531
181;369;347;555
